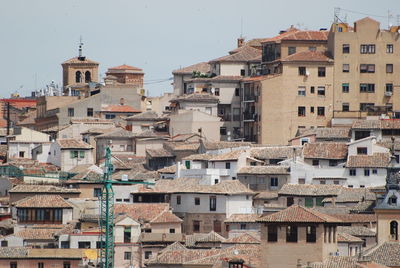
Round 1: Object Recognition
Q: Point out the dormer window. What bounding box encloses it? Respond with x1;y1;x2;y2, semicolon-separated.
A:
389;195;397;206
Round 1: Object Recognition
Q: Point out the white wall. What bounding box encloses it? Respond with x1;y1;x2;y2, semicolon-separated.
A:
171;193;227;214
62;208;73;224
226;195;254;217
345;167;387;187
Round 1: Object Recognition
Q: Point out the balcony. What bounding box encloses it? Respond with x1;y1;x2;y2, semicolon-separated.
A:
244;113;258;121
243;94;257;102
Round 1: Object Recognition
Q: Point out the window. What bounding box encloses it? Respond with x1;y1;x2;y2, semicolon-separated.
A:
372;169;378;174
220;127;227;135
387;44;394;53
357;147;368;155
316;197;324;207
225;162;231;169
38;263;44;268
185;160;190;169
78;242;91;248
70;151;78;159
240;69;245;76
298;178;305;184
387;64;393;73
124;252;131;260
298;86;306;96
317;86;325;96
287;197;294;207
194;197;200;205
94;188;102;198
144;251;152;260
318;67;326;77
342;103;349;112
233;108;240;121
349;169;356;176
19;151;25;158
360;84;375;93
364;169;370;176
75;71;81;83
10;263;17;268
85;71;91;83
390;221;398;240
210;196;217;211
342;44;350;53
334;180;340;185
389;195;398;205
270;177;278;187
169;228;175;233
63;263;71;268
305;197;313;208
68;108;74;117
87;108;93;117
342;83;349;93
360;44;375;54
312;160;319;166
286;226;298;242
360;103;374;112
310;86;315;93
360;64;375;73
61;241;70;249
343;64;349;73
193;220;200;232
288;47;296;55
329;160;338;166
298;67;306;76
214;88;220;96
177;195;181;205
240;223;247;230
268;225;278;242
214;179;219;184
1;241;7;247
298;106;306;117
105;114;116;119
79;151;85;158
386;84;393;93
309;46;316;52
235;88;240;96
306;226;317;243
310;107;314;113
317;107;325;116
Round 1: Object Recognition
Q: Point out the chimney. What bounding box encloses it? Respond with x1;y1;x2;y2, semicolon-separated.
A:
176;161;181;178
237;37;245;48
120;98;125;105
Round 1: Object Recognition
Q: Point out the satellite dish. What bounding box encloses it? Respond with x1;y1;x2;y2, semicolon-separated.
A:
233;249;239;255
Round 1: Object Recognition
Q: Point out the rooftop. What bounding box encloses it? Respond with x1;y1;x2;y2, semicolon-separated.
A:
281;51;333;62
101;104;141;113
9;185;80;194
15;195;72;208
170;93;219;103
237;166;290;175
224;213;261;223
258;205;342;223
250;146;302;160
201;140;252;151
346;153;390;168
278;184;342;196
365;242;400;267
337;226;376;237
172;62;211;75
303;142;348;159
57;139;93;149
209;45;261;63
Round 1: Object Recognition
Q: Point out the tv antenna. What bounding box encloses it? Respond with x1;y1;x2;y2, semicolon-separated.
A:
78;36;84;58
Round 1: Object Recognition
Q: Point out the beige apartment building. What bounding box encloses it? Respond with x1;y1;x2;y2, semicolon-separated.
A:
243;17;400;145
328;17;400;121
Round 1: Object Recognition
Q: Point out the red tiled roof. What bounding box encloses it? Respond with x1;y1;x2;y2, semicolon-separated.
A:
346;153;390;168
281;30;328;41
172;62;211;74
101;105;141;113
261;27;299;43
258;205;342;223
15;195;72;208
57;139;93;149
150;211;183;223
62;57;99;65
281;51;333;62
114;203;170;223
108;64;142;71
303;142;348;160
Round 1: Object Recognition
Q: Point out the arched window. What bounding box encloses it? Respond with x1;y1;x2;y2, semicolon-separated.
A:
85;71;91;83
390;221;398;240
75;71;82;83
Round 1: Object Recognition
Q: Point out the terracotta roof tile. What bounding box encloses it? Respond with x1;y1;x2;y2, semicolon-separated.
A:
157;164;176;173
70;118;113;124
258;205;342;223
185;231;225;247
278;184;342;196
250;146;302;160
14;228;57;240
261;27;300;43
15;195;72;208
62;56;99;65
95;128;135;139
124;110;164;121
172;62;211;75
209;150;245;161
224;214;262;223
57;139;93;149
337;232;363;243
303;142;348;159
281;51;333;62
365;242;400;267
281;30;328;41
346;153;390;168
337;226;376;237
170;93;219;103
149;210;182;223
209;46;261;63
101;104;141;113
9;185;80;194
329;214;376;223
237;166;290;175
222;233;260;244
107;64;143;71
182;153;212;161
202;141;252;151
146;148;174;158
114;203;170;223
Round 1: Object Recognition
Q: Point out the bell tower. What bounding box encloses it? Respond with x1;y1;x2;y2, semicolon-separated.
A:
61;38;99;88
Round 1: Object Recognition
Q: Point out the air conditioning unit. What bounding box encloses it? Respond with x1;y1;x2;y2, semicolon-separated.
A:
385;91;393;97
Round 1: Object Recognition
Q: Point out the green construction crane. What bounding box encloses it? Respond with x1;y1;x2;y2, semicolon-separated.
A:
98;147;155;268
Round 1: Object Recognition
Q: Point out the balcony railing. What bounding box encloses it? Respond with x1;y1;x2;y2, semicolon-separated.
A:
244;94;256;102
244;113;258;121
218;114;231;121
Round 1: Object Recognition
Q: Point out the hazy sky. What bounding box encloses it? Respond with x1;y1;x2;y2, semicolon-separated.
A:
0;0;398;97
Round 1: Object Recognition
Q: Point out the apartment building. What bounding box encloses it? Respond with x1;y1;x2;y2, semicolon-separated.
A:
328;17;400;122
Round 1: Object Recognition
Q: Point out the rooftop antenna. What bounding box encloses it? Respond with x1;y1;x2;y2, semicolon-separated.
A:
334;7;340;24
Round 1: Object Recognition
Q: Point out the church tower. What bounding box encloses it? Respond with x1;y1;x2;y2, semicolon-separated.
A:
374;137;400;244
61;39;99;89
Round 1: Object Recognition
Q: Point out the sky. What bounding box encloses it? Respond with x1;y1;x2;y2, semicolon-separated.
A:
0;0;399;97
